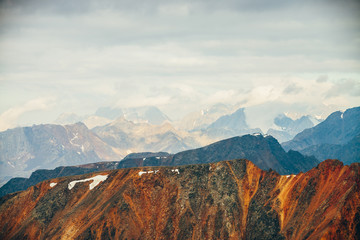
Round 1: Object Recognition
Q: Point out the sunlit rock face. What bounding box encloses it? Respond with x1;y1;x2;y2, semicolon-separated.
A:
1;159;359;240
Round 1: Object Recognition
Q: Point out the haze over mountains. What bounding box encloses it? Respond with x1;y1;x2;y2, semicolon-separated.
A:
0;134;318;197
0;122;122;186
1;105;359;187
267;113;321;142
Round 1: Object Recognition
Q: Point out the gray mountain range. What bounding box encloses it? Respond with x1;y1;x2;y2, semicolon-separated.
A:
0;122;122;185
282;106;360;164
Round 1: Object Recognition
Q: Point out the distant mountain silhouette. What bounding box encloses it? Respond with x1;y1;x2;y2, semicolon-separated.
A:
118;134;318;175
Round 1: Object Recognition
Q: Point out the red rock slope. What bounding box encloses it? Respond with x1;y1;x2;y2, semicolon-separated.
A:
0;159;359;240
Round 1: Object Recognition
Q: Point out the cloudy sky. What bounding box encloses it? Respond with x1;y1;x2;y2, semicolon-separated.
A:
0;0;359;131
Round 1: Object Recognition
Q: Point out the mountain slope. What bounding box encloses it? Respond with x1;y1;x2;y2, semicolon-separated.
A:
0;122;123;183
283;106;360;151
299;134;360;164
0;159;358;239
282;106;360;163
118;134;319;175
0;161;118;197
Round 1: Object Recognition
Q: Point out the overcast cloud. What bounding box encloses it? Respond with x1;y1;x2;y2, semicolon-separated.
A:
0;0;359;130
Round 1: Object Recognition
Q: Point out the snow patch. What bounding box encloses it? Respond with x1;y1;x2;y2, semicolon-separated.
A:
138;170;159;176
50;182;57;187
68;175;108;190
171;169;180;174
81;145;85;152
143;157;146;161
156;157;160;159
7;161;15;168
138;171;147;176
252;133;262;136
340;111;344;119
69;132;79;146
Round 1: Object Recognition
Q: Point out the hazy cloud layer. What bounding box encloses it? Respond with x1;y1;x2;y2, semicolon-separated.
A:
0;0;359;129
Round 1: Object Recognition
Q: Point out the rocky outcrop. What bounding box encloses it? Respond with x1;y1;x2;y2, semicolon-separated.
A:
1;158;358;239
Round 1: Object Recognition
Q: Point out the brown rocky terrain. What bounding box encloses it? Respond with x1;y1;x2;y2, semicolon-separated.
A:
0;159;359;239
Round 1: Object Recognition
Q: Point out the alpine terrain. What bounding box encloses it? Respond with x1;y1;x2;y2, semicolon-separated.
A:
283;106;360;164
0;159;358;239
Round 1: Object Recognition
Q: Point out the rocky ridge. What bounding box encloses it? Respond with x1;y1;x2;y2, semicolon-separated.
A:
0;159;359;239
118;134;319;175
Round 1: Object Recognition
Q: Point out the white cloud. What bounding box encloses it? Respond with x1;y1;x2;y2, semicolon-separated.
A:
0;0;359;126
158;4;190;16
115;95;171;109
0;98;55;131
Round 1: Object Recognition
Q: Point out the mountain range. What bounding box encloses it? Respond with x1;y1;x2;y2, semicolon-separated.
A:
1;134;317;197
283;106;360;164
118;134;318;175
1;158;358;239
0;122;122;186
1;105;359;187
92;117;202;154
1;105;359;239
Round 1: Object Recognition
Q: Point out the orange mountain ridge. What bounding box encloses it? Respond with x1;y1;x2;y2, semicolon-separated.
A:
0;159;359;239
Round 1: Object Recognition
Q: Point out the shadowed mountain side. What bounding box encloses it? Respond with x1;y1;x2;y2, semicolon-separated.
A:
118;134;319;175
283;106;360;151
299;134;360;164
0;159;359;239
282;107;360;164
